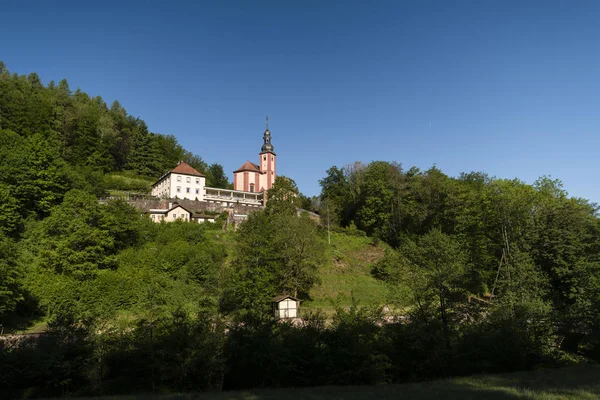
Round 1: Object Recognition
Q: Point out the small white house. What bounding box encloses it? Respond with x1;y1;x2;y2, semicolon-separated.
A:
272;295;299;319
147;204;192;223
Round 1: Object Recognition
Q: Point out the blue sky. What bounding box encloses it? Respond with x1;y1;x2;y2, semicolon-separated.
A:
2;1;599;202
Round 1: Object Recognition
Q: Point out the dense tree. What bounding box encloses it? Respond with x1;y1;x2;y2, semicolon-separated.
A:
222;210;325;316
36;190;116;280
0;235;22;318
0;62;226;184
2;61;600;397
265;175;300;216
0;184;21;236
394;230;466;352
205;163;231;188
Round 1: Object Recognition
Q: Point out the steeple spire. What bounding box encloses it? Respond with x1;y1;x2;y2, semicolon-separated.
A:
261;116;275;153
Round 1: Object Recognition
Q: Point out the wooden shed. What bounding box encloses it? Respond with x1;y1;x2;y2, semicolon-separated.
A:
272;295;300;319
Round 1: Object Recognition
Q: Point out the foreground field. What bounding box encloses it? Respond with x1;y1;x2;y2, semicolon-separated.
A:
54;364;600;400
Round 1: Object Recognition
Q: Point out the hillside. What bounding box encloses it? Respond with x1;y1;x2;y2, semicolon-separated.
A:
2;63;600;398
3;223;387;334
306;230;388;312
208;226;389;314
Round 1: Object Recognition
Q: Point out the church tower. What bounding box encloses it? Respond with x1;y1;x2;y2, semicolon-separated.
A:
233;118;277;193
259;116;276;192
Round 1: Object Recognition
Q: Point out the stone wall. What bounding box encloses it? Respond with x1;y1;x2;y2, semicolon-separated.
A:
105;198;263;216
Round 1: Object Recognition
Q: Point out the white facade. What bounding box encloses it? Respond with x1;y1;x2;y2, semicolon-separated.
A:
148;205;192;223
152;172;206;201
193;215;216;223
204;187;263;207
273;296;299;319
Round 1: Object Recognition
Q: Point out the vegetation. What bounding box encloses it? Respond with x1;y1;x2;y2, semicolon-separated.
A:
0;63;599;398
44;364;600;400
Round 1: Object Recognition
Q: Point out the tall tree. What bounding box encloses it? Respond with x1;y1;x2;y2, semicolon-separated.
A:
265;176;300;216
0;235;22;318
206;163;230;188
223;211;325;316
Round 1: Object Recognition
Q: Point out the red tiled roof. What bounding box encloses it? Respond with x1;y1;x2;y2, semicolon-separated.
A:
234;160;260;173
171;161;205;177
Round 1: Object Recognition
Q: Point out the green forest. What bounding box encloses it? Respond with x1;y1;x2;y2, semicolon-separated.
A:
0;63;599;399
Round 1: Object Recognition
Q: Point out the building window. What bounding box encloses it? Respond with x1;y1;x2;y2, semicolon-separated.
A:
177;175;181;182
196;178;200;184
195;188;199;194
264;156;266;161
186;187;190;193
186;177;190;183
249;183;254;193
172;213;176;218
177;186;181;192
151;215;155;220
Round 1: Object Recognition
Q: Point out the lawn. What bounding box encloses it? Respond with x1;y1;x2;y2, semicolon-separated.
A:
50;364;600;400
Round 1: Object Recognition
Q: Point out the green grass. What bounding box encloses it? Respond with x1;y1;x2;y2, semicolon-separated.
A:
304;231;389;313
0;314;48;334
49;364;600;400
205;226;390;313
104;171;154;192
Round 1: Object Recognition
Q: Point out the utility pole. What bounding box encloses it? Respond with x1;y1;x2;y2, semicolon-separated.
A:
327;200;331;245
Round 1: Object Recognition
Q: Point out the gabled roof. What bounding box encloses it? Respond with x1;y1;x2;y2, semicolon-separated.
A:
152;161;205;187
272;295;300;303
167;204;192;214
171;161;205;177
146;209;168;214
146;204;193;214
234;160;261;173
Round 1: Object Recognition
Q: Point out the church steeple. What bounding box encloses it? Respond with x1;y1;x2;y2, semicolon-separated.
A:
261;115;275;153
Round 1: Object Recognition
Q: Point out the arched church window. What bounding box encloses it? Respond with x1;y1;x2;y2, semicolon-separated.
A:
249;183;255;193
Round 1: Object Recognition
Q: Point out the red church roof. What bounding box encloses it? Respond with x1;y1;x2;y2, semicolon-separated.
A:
171;161;205;177
234;160;260;173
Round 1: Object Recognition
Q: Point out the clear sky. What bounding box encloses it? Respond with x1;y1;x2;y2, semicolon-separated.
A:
2;1;599;202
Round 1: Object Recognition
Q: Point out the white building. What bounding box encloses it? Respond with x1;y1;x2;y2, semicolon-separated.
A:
272;295;300;319
147;204;192;223
150;121;278;208
146;204;217;224
151;161;206;201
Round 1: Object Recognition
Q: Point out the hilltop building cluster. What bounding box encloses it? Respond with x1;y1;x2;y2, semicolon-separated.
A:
148;121;277;221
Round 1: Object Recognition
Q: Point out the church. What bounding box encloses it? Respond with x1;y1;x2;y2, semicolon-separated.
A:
151;120;277;208
233;118;276;193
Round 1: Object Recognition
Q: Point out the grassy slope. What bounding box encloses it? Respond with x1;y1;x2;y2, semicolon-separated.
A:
104;171;154;195
52;364;600;400
304;230;388;313
208;227;390;313
6;225;389;333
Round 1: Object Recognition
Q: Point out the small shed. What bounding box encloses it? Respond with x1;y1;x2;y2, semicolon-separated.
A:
272;295;300;319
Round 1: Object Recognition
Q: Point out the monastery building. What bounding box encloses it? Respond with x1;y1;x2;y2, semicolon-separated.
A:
151;121;277;208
